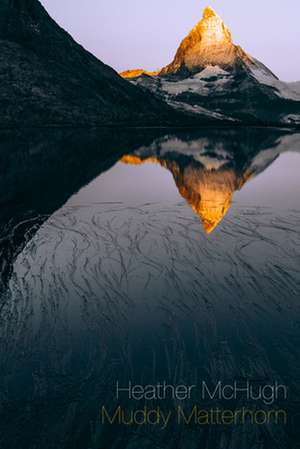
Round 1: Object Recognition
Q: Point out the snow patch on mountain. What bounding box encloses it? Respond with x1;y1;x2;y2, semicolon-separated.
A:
162;78;208;96
133;137;234;170
281;114;300;125
251;67;300;101
245;132;300;177
194;65;230;79
275;132;300;153
289;81;300;92
194;155;230;170
166;99;236;121
244;149;280;179
161;67;232;97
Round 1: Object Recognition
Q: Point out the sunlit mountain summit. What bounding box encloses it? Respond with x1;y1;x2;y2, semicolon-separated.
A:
122;6;272;78
159;6;272;77
121;5;300;126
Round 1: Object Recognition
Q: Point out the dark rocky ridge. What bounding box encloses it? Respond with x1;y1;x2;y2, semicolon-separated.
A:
0;0;205;127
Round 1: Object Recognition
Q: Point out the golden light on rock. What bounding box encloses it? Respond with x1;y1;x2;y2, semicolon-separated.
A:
121;5;253;78
121;155;159;165
160;4;241;75
198;6;232;43
176;180;233;234
202;6;218;19
120;69;159;79
120;154;247;234
171;166;237;234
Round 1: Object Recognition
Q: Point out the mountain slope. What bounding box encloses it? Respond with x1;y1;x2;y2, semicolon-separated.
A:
159;6;275;78
0;0;193;127
121;6;300;126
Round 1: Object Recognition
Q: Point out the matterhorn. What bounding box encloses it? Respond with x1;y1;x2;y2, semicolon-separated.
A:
160;6;273;76
122;6;300;126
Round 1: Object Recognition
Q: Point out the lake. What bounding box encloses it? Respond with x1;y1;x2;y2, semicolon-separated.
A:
0;128;300;449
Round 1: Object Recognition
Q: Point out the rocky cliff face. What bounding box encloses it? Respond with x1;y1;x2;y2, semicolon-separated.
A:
124;6;276;80
160;6;252;76
122;6;300;126
0;0;188;127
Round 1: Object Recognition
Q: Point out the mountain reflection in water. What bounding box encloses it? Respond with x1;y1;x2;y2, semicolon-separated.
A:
0;127;300;449
120;132;299;233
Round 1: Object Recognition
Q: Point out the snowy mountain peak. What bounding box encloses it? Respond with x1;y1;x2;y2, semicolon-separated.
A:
202;6;218;18
159;6;245;76
120;5;300;127
121;6;263;79
197;5;232;44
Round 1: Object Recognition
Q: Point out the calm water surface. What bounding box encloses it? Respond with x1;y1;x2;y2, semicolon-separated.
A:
1;128;300;449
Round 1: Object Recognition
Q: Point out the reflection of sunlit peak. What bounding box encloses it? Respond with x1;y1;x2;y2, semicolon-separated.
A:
196;194;232;234
121;155;144;165
121;154;240;234
176;174;234;235
121;155;158;165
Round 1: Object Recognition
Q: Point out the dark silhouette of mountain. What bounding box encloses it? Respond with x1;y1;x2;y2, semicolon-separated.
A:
0;0;203;127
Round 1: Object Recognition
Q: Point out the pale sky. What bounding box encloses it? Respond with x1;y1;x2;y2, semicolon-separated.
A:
41;0;300;81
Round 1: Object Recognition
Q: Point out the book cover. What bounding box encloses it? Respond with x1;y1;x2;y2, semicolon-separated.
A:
0;1;299;448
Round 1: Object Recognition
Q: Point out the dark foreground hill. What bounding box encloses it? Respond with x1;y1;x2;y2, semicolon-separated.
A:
0;0;203;127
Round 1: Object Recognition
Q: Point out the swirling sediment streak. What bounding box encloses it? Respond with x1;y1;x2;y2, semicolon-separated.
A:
1;201;300;448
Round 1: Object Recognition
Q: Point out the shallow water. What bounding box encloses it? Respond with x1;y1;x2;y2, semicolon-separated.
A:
0;128;300;449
